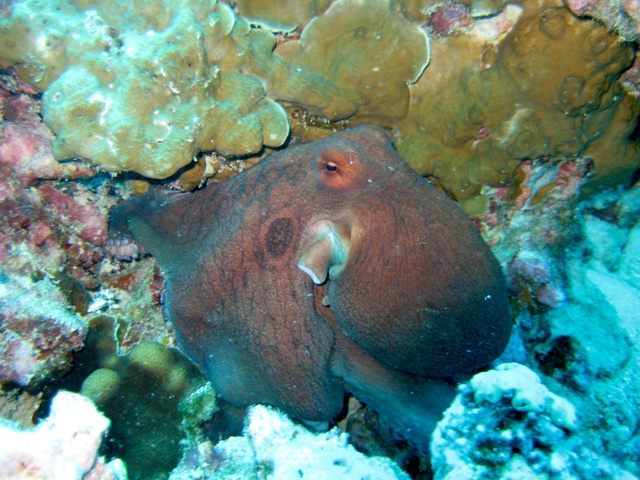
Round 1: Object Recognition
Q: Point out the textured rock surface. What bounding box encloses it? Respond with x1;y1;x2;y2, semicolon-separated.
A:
171;404;410;479
0;273;87;389
0;390;126;480
431;363;636;479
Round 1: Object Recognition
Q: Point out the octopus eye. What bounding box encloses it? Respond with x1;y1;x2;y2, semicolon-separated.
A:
326;162;338;172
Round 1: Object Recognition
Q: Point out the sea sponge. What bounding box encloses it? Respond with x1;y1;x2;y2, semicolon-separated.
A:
0;391;125;480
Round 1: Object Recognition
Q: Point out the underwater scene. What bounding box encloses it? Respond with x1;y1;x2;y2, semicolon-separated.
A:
0;0;639;478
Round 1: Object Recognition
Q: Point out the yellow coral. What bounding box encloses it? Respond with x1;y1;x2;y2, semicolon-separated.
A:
394;1;636;199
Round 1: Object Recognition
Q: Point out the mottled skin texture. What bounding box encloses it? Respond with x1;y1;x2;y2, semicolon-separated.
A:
110;126;511;440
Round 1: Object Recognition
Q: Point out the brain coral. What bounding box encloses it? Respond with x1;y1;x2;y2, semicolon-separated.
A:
0;0;289;178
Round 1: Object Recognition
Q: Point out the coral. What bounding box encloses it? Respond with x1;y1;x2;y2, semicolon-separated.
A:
274;0;430;123
45;315;214;480
0;0;289;178
565;0;640;41
0;272;87;389
394;0;638;199
0;73;117;288
547;187;640;472
473;169;640;475
80;368;122;405
0;176;110;287
171;404;410;479
38;182;107;245
0;385;42;429
0;72;95;187
95;258;170;351
0;390;127;480
232;0;333;31
1;0;637;197
430;363;636;479
0;71;111;287
621;56;640;100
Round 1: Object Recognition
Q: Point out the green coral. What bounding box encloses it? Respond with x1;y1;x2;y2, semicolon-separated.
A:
0;0;288;178
54;315;217;480
232;0;333;31
80;367;121;405
274;0;430;123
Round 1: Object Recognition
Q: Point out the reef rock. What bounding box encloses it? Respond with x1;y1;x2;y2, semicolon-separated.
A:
171;404;409;479
0;273;87;389
0;390;126;480
431;363;636;479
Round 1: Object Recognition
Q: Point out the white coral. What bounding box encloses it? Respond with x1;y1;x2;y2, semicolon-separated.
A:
0;391;126;480
204;404;409;480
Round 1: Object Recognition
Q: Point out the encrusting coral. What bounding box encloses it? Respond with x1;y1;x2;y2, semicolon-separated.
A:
231;0;333;31
393;0;638;199
0;0;289;178
0;272;87;390
174;404;411;479
0;0;637;197
431;364;592;479
273;0;430;123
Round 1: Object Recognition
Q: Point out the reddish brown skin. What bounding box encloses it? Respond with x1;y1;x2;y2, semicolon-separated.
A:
110;125;511;430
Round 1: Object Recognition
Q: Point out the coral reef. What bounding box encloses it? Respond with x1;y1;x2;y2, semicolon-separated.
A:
2;0;635;196
0;73;95;186
47;315;216;480
171;404;410;479
0;0;639;478
0;71;109;287
394;0;638;199
431;363;636;479
472;161;640;476
0;272;87;389
0;0;289;178
565;0;640;41
0;390;127;480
